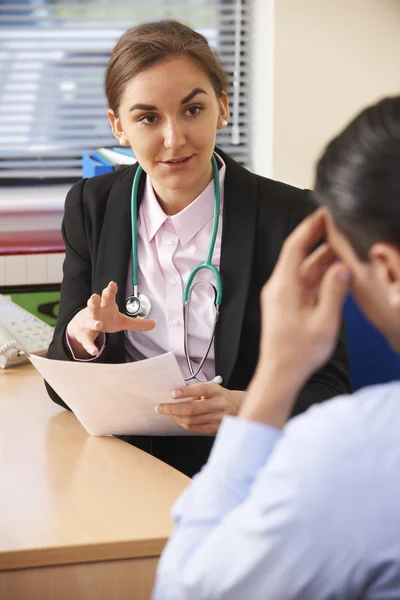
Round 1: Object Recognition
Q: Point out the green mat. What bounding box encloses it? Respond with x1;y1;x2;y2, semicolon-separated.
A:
10;291;60;326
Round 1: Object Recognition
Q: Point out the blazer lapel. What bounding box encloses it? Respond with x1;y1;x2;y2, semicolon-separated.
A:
215;150;258;385
95;164;146;314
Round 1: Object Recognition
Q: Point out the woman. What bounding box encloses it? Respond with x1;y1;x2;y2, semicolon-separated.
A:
46;20;351;476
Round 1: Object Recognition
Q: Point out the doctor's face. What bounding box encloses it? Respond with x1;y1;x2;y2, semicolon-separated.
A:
108;56;229;203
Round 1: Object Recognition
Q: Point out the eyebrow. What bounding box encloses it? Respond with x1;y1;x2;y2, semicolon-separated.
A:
128;87;208;112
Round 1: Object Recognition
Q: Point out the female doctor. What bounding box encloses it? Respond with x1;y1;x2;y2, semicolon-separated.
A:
45;20;351;476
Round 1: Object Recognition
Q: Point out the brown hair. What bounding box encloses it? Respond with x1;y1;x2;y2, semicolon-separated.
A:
105;20;229;116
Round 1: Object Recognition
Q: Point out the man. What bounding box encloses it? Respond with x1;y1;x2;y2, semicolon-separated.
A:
153;96;400;599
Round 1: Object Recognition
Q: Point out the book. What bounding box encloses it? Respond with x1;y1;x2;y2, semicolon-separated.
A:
111;146;136;158
96;147;137;166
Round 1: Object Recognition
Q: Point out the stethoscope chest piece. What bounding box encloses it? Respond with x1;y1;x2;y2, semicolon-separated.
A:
125;292;152;319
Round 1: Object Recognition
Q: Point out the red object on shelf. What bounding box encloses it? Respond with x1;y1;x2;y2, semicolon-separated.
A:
0;230;65;256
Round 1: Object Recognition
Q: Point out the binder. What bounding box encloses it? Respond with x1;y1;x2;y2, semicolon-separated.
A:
111;146;136;158
95;147;136;166
82;151;114;178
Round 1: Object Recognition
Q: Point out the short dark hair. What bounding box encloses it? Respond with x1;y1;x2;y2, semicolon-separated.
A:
105;20;229;118
313;96;400;260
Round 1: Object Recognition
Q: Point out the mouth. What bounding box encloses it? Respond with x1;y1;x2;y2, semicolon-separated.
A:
160;155;193;166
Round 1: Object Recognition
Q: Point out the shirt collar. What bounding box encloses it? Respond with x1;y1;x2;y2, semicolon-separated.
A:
140;152;226;246
139;173;168;241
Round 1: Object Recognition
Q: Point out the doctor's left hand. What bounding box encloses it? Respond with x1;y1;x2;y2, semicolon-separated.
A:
155;384;245;435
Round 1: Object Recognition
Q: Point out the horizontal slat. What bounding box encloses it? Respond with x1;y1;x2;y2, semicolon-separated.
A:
0;87;106;95
0;30;247;45
0;2;248;11
0;46;247;57
0;62;249;73
0;102;109;110
0;94;249;107
0;127;248;140
0;138;116;151
0;169;82;178
0;49;248;59
0;80;250;94
0;160;81;169
0;4;249;14
0;20;249;30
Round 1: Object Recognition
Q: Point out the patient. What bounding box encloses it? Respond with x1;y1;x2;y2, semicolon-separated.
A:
152;96;400;599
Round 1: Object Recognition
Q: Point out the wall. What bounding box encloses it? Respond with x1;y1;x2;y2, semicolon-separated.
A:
253;0;400;188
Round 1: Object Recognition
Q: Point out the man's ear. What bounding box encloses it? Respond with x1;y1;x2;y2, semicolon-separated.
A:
107;109;127;145
369;242;400;308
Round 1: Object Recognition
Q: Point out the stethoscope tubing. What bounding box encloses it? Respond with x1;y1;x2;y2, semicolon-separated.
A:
127;155;223;382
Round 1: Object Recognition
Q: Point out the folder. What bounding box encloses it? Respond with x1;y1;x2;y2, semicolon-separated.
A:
82;151;114;178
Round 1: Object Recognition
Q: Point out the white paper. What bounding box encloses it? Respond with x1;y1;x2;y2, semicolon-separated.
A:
29;352;198;437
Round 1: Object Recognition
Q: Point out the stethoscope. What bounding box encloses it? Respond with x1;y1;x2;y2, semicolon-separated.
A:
125;155;223;383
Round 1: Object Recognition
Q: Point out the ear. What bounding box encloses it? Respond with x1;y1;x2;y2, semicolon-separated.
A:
107;108;127;145
217;91;230;130
369;242;400;308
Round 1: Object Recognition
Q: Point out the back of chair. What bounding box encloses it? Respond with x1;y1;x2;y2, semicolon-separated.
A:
343;295;400;390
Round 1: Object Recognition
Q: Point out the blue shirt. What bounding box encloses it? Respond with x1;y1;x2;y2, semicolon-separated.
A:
153;383;400;599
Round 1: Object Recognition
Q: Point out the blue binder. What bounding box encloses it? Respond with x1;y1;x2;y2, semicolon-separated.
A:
82;151;114;178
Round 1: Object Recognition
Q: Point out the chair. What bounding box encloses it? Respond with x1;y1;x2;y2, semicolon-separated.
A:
343;294;400;390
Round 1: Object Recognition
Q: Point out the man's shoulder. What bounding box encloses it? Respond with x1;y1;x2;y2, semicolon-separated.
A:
281;382;400;479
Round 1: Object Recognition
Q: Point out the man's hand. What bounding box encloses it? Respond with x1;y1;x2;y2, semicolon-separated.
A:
240;207;351;428
156;383;245;435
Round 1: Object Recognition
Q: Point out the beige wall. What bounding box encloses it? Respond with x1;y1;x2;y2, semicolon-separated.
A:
273;0;400;189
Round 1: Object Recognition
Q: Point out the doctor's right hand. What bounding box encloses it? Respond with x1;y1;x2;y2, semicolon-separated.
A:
66;281;155;359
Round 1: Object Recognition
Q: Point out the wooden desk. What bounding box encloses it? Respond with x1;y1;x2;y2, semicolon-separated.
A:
0;365;189;600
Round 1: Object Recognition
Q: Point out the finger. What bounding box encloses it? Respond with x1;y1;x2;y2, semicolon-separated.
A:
121;315;156;331
82;318;103;332
277;207;328;273
100;281;118;307
169;411;225;426
314;262;351;334
87;293;101;318
299;243;338;287
77;331;100;357
171;383;220;400
171;418;219;435
156;398;221;417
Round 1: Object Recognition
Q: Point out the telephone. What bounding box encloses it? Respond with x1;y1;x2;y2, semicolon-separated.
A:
0;294;55;369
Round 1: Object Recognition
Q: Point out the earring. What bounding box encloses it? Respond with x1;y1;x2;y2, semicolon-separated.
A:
119;137;126;146
220;119;228;128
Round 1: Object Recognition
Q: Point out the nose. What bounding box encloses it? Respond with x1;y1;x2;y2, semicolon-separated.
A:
163;118;186;150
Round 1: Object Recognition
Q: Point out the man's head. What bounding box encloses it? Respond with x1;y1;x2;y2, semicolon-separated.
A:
314;96;400;350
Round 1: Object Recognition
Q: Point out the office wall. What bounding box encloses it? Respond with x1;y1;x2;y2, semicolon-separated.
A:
253;0;400;188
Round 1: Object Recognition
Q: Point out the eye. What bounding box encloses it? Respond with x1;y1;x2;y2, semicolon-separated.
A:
138;114;158;124
186;105;203;117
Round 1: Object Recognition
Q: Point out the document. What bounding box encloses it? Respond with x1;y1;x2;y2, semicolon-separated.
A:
29;352;197;437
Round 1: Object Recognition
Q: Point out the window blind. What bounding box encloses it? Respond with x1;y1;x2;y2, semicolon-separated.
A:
0;0;251;182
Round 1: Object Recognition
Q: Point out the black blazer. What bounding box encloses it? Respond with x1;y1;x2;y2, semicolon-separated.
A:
46;149;352;475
